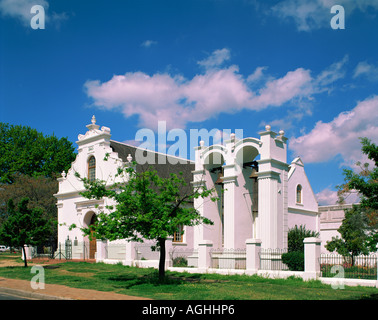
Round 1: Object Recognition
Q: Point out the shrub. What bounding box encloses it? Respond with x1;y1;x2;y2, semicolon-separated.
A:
172;256;188;267
282;251;304;271
288;225;319;252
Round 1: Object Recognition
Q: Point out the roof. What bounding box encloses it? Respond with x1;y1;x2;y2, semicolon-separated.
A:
110;140;195;194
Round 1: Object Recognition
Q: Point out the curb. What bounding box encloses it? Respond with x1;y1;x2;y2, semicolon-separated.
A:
0;286;73;300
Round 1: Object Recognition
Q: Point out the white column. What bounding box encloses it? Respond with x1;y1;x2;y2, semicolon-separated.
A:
246;239;261;273
192;169;206;248
303;237;321;280
257;171;279;249
223;177;236;249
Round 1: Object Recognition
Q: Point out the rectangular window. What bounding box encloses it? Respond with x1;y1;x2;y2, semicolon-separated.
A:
173;225;184;243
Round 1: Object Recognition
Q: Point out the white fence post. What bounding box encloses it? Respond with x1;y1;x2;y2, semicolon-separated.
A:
303;237;321;280
96;240;107;262
198;240;213;271
21;246;33;261
246;239;261;274
125;241;136;266
165;237;173;268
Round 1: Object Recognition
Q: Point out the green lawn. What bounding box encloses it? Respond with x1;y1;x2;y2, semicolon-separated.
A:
0;254;377;300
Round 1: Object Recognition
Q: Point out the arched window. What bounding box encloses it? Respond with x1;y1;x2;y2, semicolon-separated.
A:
296;184;302;204
88;156;96;182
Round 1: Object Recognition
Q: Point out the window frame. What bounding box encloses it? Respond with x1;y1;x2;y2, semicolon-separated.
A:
296;184;302;204
88;156;96;182
173;225;184;243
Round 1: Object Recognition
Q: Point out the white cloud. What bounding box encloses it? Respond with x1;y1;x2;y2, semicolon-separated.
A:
316;186;360;205
0;0;67;27
247;66;268;83
353;61;378;81
270;0;378;31
315;187;339;205
84;50;347;131
289;95;378;166
141;40;158;48
197;48;231;70
314;55;348;90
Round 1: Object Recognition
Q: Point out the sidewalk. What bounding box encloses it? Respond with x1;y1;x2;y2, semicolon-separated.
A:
0;277;152;300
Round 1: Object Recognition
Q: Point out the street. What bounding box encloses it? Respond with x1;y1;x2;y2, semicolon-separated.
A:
0;292;31;300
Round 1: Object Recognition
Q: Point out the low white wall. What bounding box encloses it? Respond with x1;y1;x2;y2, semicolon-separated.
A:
167;266;378;288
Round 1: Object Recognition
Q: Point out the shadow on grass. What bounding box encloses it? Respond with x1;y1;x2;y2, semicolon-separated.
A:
105;271;229;289
358;293;378;300
106;272;185;289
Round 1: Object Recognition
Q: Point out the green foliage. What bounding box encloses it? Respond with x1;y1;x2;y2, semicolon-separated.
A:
0;122;76;184
284;225;318;271
287;225;319;252
172;256;188;267
337;138;377;252
0;198;52;267
325;205;370;261
281;251;304;271
0;174;58;237
76;162;216;280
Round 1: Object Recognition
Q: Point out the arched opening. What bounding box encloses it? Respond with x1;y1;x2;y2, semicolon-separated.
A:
236;144;260;238
88;156;96;182
84;211;97;259
89;214;97;259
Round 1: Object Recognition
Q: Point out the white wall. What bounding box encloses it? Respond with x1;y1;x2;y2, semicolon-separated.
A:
318;204;350;253
287;157;319;235
55;120;126;244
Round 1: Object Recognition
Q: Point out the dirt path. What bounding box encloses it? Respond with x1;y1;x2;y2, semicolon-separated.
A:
0;276;151;300
0;256;151;300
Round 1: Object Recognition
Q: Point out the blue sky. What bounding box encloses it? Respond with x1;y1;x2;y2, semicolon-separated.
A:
1;0;377;205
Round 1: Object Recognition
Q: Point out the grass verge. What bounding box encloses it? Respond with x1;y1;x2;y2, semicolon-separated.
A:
0;254;377;300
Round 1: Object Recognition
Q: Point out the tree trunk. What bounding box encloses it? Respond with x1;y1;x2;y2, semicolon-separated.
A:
22;245;28;268
158;238;166;282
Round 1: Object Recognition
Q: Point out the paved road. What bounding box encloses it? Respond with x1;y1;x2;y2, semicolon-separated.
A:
0;292;31;300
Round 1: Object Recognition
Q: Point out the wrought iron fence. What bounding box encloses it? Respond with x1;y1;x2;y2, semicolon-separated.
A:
210;248;246;270
319;253;377;280
259;248;289;271
30;241;73;260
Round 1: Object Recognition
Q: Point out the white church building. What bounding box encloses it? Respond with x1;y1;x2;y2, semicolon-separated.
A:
55;117;323;265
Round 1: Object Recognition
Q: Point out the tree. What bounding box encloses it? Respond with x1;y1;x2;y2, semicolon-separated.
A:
287;225;319;252
0;175;58;231
337;138;378;252
282;225;319;271
325;205;370;265
0;198;52;267
76;163;216;281
0;123;76;184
